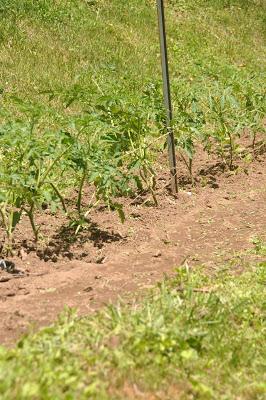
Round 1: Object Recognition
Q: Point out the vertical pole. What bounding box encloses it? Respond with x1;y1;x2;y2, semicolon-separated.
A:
156;0;178;194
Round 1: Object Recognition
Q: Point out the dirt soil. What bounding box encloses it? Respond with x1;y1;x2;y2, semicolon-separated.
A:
0;150;265;346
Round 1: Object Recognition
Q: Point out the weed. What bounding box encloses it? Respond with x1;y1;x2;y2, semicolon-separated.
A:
206;85;244;169
173;93;205;184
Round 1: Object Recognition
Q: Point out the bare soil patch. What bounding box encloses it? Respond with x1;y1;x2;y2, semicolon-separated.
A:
0;150;265;345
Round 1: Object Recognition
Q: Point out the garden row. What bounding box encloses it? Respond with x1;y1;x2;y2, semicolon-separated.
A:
0;78;265;255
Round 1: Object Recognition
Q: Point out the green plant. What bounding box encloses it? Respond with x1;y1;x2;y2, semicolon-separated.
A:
207;86;244;169
173;94;205;184
88;96;159;204
243;85;266;154
250;236;266;256
0;118;71;252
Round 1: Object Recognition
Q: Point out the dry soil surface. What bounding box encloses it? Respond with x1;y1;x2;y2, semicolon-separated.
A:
0;155;265;345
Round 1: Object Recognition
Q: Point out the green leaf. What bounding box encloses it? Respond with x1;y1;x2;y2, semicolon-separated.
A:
11;211;21;231
113;203;125;223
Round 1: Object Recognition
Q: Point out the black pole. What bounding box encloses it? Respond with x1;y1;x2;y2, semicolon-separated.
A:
156;0;178;194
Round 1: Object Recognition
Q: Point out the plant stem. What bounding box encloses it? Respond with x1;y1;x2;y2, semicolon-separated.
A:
189;158;195;186
49;182;67;213
0;206;12;255
228;131;234;170
0;207;8;235
23;205;39;242
39;147;70;186
179;151;195;185
77;167;87;216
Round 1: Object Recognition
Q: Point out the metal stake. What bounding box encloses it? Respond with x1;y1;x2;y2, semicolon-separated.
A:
156;0;178;193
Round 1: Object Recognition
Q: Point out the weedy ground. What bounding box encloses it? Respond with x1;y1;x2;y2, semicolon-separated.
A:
0;242;265;400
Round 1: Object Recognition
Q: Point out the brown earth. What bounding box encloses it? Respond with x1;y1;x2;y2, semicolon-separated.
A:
0;148;265;346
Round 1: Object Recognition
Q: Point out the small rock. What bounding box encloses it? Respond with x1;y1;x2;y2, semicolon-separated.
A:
131;212;142;219
84;286;93;292
153;251;162;258
63;251;74;260
6;292;16;297
96;256;106;264
14;310;25;317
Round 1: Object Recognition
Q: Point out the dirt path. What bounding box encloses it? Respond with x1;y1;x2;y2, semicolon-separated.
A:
0;158;265;345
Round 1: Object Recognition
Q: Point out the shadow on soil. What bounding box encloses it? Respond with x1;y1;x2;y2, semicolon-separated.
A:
19;222;123;262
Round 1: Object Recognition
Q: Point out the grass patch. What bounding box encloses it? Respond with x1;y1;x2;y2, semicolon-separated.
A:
0;0;265;118
0;254;265;399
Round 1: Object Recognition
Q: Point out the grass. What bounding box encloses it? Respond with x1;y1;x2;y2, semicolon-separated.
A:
0;0;265;123
0;0;159;119
0;249;265;399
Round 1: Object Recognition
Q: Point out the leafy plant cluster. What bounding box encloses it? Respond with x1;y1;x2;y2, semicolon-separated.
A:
0;76;265;255
0;96;158;255
172;78;265;180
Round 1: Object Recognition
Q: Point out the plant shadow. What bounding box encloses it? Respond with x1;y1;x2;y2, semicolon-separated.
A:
36;221;123;261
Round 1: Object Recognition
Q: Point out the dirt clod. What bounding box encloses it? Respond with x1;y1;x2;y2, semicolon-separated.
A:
84;287;93;293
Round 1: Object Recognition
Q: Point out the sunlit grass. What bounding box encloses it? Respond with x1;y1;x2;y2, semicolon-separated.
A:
0;0;265;121
0;247;265;399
